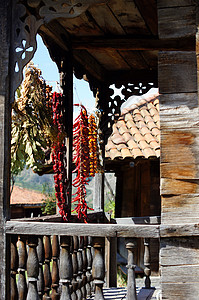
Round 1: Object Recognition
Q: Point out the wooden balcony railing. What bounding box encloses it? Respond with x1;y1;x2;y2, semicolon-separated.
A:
6;219;162;300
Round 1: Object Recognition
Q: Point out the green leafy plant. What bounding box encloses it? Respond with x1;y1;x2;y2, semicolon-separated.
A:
41;183;56;215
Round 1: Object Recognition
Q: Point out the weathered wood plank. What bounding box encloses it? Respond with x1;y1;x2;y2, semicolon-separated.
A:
0;0;11;299
161;283;199;300
88;48;131;71
73;49;107;82
158;4;196;38
108;0;150;35
160;237;199;265
160;235;199;299
157;0;196;9
72;36;195;51
158;51;197;93
162;194;199;224
160;224;199;237
161;178;199;195
6;221;160;238
134;0;158;35
88;4;125;35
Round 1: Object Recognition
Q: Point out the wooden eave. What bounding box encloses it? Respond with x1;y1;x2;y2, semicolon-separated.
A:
31;0;196;84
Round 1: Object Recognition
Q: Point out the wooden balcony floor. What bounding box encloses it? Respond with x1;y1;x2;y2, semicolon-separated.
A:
88;287;160;300
88;277;161;300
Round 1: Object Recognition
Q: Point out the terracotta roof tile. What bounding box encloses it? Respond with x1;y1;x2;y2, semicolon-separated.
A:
111;133;125;144
145;133;156;144
148;121;157;130
123;132;132;142
127;139;139;150
121;148;132;159
129;126;140;137
139;140;150;150
126;119;136;129
142;148;156;158
134;133;146;143
105;93;160;161
140;127;151;136
155;149;160;157
130;148;144;159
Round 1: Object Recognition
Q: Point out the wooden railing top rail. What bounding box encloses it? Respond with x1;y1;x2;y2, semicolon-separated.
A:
6;221;199;238
6;221;160;238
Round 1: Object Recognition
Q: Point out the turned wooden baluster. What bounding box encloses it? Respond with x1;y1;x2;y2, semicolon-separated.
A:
79;236;87;300
59;236;72;300
43;236;52;299
11;235;19;300
27;236;39;300
144;238;152;289
51;235;60;300
37;236;45;299
125;238;137;300
71;236;78;300
18;235;27;300
76;236;83;300
86;236;92;297
92;237;105;300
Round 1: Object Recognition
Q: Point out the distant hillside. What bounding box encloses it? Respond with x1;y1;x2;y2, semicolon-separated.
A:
14;168;54;193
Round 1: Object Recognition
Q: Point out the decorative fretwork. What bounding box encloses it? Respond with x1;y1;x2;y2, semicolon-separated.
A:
11;0;107;98
96;82;156;141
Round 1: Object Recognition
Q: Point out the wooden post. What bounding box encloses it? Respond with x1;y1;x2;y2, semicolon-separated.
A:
105;237;117;288
36;236;44;300
93;173;104;212
60;52;73;218
18;235;27;300
27;236;39;300
86;236;92;297
76;237;83;300
59;236;72;300
144;238;151;289
71;236;78;300
10;235;18;300
51;235;60;300
92;237;105;300
0;1;12;299
43;236;52;299
125;238;137;300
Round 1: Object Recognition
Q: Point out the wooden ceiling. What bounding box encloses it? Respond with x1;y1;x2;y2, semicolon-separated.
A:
38;0;194;84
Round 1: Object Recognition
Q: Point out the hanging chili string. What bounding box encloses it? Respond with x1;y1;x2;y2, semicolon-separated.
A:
51;92;68;221
88;114;98;176
72;104;96;222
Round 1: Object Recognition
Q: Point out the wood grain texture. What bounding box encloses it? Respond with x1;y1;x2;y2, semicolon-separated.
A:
157;0;196;9
160;237;199;265
162;194;199;224
160;236;199;299
0;1;11;299
160;224;199;237
158;4;196;38
158;51;197;93
6;221;160;238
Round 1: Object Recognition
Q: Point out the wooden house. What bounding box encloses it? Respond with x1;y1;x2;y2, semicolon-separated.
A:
105;90;161;275
1;0;199;299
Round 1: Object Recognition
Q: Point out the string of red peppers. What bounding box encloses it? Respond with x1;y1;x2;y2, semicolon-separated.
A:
72;104;99;222
51;92;68;221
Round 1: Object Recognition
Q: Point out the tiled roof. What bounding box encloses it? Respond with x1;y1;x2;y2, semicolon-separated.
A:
105;92;160;161
10;186;46;205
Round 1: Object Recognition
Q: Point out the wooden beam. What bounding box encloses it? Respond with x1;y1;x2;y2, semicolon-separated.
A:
72;36;195;51
6;221;160;238
134;0;158;36
107;69;158;84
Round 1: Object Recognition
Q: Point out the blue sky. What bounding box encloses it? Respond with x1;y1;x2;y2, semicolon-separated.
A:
32;34;95;114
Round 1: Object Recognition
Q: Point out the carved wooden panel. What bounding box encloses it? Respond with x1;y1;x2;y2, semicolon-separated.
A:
11;0;107;97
